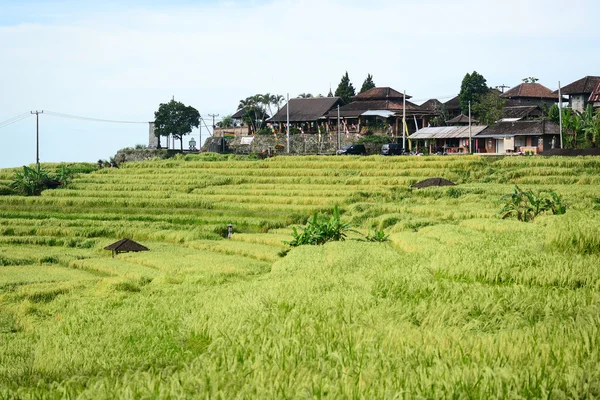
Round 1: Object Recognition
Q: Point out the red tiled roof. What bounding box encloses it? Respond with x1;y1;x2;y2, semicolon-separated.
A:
555;76;600;95
501;83;558;100
588;82;600;102
327;99;421;118
270;97;344;122
352;87;412;101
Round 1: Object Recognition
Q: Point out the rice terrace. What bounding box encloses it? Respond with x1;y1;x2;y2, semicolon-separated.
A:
1;154;600;398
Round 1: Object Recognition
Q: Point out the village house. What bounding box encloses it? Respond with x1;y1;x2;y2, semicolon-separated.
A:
325;87;432;136
268;97;344;134
473;120;560;154
409;125;487;154
555;76;600;112
587;82;600;109
500;82;561;110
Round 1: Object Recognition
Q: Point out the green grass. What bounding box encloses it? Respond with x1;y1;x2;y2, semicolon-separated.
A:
1;155;600;398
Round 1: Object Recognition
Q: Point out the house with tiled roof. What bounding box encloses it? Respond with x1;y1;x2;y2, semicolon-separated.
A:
588;82;600;109
268;97;344;134
501;82;560;109
554;76;600;112
325;87;430;136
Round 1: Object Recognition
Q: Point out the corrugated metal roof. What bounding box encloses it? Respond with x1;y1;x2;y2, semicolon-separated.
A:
409;125;488;139
361;110;396;118
588;82;600;102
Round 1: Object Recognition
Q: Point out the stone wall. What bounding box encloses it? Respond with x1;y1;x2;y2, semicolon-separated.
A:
201;134;383;155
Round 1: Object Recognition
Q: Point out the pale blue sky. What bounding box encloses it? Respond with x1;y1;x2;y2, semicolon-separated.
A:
1;0;599;168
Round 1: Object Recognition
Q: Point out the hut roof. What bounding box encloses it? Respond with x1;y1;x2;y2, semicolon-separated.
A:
446;113;479;124
555;76;600;95
501;83;559;100
410;125;487;140
104;238;149;252
503;106;543;120
352;87;412;101
588;82;600;103
269;97;343;122
419;99;443;112
327;99;422;118
412;177;456;189
476;120;559;138
231;107;270;120
444;95;461;111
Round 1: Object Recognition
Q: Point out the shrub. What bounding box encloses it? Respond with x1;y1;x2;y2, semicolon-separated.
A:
498;186;566;222
10;165;77;196
286;205;351;247
365;229;390;242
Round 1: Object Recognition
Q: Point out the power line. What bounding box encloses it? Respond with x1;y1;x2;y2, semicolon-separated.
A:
44;110;148;124
0;112;31;129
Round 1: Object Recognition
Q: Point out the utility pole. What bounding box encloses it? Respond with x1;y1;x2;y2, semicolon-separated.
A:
468;101;472;154
209;113;220;152
497;84;510;93
30;110;43;168
199;118;202;153
286;93;290;154
337;105;341;153
558;81;563;149
402;90;406;151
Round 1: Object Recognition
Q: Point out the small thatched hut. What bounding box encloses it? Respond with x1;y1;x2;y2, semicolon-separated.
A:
104;238;149;257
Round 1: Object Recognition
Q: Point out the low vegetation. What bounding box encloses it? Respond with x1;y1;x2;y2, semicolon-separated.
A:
0;154;599;397
498;185;566;222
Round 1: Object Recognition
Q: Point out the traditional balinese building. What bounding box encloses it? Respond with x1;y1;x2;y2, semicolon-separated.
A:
588;82;600;109
474;120;560;154
501;106;544;121
269;97;344;133
443;96;461;119
446;114;479;125
554;76;600;112
325;87;431;136
500;83;561;109
409;125;487;154
419;99;443;113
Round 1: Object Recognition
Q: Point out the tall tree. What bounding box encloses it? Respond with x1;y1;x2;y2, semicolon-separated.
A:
473;92;506;125
334;72;356;104
359;74;376;93
458;71;488;114
297;93;314;98
154;99;200;151
238;94;270;133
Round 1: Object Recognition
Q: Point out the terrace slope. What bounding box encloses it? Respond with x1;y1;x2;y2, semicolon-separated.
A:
1;154;600;397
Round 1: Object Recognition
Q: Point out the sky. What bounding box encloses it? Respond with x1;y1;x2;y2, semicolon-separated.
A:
1;0;599;168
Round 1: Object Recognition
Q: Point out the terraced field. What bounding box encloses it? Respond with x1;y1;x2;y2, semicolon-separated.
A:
1;154;600;398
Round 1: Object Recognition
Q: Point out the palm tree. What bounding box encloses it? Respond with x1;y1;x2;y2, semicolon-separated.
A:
298;93;314;98
582;105;600;147
271;94;285;113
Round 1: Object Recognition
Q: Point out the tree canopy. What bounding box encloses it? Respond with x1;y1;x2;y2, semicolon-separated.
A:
154;99;200;150
334;72;356;104
237;94;281;133
359;74;376;93
458;71;488;114
472;92;505;125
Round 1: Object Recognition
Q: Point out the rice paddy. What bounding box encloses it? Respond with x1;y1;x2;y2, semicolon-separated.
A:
1;154;599;398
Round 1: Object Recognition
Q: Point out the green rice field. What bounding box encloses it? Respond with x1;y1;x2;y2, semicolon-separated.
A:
1;154;600;398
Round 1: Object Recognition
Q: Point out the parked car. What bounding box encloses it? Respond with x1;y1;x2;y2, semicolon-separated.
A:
381;143;406;156
337;144;367;155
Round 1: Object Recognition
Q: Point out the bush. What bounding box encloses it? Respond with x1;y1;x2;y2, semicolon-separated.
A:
286;206;351;247
498;186;566;222
365;229;390;242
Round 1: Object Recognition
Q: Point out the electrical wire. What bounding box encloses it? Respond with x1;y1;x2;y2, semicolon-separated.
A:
0;113;32;129
44;110;148;124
